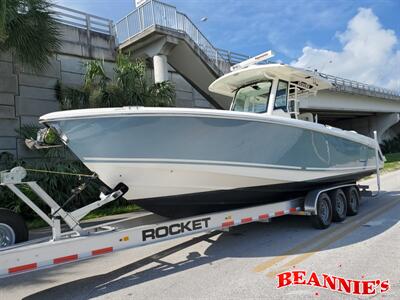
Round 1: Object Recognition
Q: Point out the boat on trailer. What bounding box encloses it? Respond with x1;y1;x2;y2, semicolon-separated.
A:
38;51;384;218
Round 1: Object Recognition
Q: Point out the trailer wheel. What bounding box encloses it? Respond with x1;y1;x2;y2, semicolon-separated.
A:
330;189;347;222
311;192;332;229
344;186;360;216
0;209;28;248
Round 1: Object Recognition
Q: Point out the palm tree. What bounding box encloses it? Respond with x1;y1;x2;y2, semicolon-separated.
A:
58;53;176;109
0;0;61;70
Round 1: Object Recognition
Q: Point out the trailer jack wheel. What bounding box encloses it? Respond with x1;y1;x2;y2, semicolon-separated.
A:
0;209;28;248
311;192;332;229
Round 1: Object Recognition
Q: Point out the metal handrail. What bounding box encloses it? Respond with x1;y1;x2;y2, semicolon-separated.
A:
217;49;250;65
50;4;113;35
114;0;231;74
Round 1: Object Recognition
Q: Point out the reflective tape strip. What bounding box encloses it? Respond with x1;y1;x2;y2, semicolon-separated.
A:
8;263;37;274
222;220;234;228
241;217;253;224
53;254;78;264
275;210;285;217
289;207;297;213
92;247;113;256
258;214;269;220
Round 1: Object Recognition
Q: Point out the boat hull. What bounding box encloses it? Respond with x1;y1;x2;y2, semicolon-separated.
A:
134;170;374;218
85;160;374;217
42;108;381;217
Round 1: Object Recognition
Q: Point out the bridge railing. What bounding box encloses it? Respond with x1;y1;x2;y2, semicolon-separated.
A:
114;0;231;74
217;49;250;65
319;73;400;100
50;4;113;35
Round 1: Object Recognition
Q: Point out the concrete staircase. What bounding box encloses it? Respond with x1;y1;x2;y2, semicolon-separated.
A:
115;0;249;109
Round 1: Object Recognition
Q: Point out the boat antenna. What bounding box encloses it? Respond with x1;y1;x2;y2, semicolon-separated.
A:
230;50;275;72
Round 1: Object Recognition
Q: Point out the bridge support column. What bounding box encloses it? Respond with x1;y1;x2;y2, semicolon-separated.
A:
153;54;169;83
370;113;400;142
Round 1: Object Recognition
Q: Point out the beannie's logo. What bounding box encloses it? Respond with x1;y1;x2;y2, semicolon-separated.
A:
276;270;390;295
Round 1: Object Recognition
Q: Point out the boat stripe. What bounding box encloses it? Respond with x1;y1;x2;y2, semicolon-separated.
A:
83;157;377;172
92;247;113;256
84;157;303;170
8;263;37;274
53;254;78;264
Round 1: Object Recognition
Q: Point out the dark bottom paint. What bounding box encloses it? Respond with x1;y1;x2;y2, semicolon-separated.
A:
133;170;375;218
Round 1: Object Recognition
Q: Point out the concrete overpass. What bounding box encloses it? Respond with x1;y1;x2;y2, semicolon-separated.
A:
115;0;400;142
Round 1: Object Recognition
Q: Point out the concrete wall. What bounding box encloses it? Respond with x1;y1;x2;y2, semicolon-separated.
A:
0;24;214;160
149;66;214;109
0;24;116;159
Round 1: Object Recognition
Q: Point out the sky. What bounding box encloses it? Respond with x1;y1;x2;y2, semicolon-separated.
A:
54;0;400;91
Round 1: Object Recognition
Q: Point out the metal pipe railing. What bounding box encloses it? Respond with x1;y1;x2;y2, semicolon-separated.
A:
50;4;113;35
114;0;232;74
318;72;400;100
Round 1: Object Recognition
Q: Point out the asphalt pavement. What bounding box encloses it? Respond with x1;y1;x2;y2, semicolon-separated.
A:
0;171;399;300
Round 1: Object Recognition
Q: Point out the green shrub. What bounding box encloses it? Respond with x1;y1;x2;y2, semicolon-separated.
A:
0;126;128;221
380;135;400;154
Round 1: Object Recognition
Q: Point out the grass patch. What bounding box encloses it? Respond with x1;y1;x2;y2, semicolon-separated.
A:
83;203;141;220
381;152;400;174
384;152;400;163
27;203;141;230
27;218;48;230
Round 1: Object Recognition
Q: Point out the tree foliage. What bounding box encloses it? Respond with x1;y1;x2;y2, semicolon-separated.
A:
0;0;61;70
380;135;400;154
58;54;176;109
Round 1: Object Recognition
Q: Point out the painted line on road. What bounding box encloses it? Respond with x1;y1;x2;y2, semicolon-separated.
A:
253;196;399;274
265;198;400;278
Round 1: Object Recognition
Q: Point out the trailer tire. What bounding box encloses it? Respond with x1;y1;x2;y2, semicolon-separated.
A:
330;189;347;222
0;209;28;248
344;186;360;216
311;192;332;229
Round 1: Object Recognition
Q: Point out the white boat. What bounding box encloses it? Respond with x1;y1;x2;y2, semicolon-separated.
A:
39;53;383;218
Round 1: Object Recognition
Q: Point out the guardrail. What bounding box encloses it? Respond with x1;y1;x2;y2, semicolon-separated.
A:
114;0;231;74
50;4;113;35
217;49;250;65
319;73;400;100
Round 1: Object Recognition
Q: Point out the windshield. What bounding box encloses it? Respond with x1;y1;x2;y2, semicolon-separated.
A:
232;81;273;113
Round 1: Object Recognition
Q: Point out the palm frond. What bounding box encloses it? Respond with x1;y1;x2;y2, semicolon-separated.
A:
1;0;61;71
57;53;176;109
